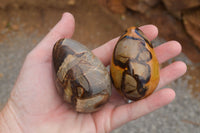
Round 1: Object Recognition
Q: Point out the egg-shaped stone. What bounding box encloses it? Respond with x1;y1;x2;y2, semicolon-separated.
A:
53;39;111;112
110;27;160;100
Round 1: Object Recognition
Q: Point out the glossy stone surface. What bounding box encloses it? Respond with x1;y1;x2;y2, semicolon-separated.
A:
53;39;111;112
110;27;160;100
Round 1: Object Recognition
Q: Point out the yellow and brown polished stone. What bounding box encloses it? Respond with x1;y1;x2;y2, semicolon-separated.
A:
110;27;160;101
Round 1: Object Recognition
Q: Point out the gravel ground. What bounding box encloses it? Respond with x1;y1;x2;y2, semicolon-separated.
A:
0;31;200;133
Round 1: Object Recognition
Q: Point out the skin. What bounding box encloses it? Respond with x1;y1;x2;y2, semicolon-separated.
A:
0;12;187;133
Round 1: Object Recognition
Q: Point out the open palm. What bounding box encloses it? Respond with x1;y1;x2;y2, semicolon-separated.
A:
0;13;186;133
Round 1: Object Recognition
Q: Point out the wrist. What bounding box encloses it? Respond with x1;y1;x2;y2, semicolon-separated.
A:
0;102;22;133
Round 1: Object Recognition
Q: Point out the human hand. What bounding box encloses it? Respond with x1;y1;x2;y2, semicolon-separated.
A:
0;12;187;133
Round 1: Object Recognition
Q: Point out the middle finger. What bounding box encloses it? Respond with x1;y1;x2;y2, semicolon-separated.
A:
155;40;182;64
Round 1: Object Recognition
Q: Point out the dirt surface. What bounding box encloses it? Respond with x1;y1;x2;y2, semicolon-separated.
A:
0;0;125;49
0;0;200;132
